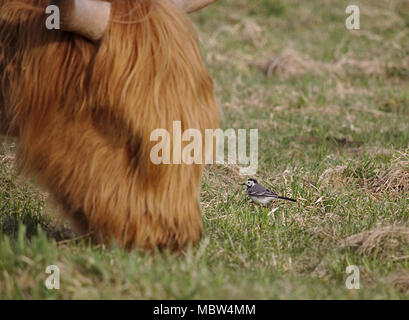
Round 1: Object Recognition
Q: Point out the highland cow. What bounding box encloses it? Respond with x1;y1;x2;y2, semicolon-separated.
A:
0;0;219;250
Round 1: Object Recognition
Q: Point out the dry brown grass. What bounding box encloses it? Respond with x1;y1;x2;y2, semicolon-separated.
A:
253;48;409;80
0;140;15;166
339;225;409;259
390;270;409;293
252;49;317;78
315;149;409;196
371;151;409;195
318;165;349;190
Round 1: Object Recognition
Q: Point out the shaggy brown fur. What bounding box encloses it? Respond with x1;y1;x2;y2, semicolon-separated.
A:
0;0;219;250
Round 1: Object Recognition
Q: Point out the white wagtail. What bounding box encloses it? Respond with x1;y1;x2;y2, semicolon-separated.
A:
241;178;296;205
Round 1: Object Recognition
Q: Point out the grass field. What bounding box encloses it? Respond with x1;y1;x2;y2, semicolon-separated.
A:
1;0;409;299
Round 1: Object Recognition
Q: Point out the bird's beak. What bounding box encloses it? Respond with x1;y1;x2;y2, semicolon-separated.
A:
239;183;246;186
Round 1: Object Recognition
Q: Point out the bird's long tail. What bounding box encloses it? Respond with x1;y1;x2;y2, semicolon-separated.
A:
276;196;297;202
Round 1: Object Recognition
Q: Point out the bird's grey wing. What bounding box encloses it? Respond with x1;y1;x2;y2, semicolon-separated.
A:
264;188;279;197
248;185;276;197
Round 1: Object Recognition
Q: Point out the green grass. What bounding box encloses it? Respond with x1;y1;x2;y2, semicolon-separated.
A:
1;0;409;299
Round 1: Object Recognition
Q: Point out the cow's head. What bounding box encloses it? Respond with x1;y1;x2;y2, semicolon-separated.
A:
49;0;217;41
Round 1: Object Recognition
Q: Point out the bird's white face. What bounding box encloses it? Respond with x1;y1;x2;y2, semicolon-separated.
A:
245;180;256;187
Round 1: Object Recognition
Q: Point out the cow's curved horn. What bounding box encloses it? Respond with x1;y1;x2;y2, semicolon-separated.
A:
49;0;217;42
49;0;111;42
